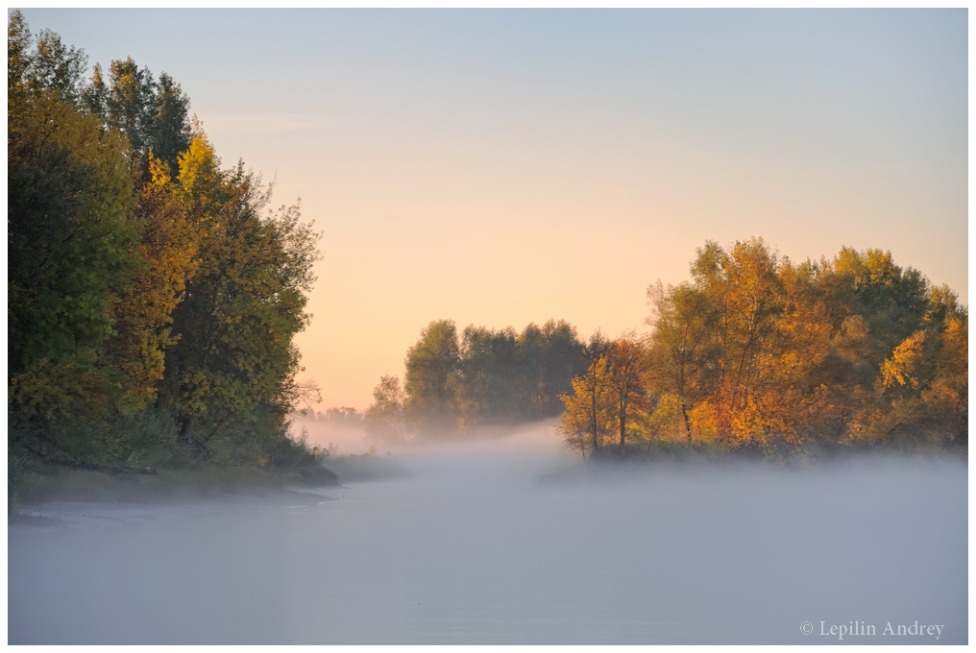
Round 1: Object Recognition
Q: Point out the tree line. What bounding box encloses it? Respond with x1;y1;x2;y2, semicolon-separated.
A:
8;12;321;480
561;238;967;459
364;320;596;440
364;239;965;459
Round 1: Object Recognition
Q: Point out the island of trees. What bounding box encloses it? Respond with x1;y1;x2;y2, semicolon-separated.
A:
367;238;966;461
8;12;326;501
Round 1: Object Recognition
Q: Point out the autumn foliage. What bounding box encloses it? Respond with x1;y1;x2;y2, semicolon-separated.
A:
560;238;967;458
8;12;321;478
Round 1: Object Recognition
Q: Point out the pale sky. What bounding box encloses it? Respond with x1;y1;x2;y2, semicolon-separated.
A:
18;8;969;411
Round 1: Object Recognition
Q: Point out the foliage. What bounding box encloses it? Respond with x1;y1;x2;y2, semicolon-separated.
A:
641;239;966;455
159;139;320;460
558;356;616;458
8;12;323;499
403;320;462;436
365;376;407;442
9;19;140;447
392;319;588;439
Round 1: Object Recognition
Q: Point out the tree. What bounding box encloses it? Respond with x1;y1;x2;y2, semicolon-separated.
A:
8;13;141;456
558;357;615;457
9;12;87;106
150;72;192;175
849;284;968;447
714;239;784;431
456;325;519;427
606;334;649;447
642;239;963;453
403;320;461;437
818;247;929;380
159;137;320;460
647;281;719;440
105;153;200;409
647;238;784;445
532;320;589;417
365;375;407;442
85;57;191;177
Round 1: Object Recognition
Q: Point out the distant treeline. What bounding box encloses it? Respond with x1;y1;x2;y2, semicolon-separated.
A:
8;12;321;484
364;320;594;440
369;239;967;458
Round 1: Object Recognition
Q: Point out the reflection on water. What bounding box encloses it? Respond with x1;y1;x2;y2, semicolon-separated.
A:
8;434;968;645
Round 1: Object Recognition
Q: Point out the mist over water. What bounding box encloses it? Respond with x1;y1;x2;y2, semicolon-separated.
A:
9;423;967;645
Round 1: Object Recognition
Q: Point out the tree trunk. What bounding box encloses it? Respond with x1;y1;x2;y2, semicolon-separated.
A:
619;398;627;447
681;401;693;441
177;416;209;460
590;392;600;453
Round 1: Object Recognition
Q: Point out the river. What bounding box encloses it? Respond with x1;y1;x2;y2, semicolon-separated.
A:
8;430;968;645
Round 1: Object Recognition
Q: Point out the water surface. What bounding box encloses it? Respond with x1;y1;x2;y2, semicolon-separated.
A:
8;433;967;645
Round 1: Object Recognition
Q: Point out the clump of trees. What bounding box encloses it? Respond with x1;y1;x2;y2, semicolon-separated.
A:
558;238;967;459
8;12;321;484
365;320;591;440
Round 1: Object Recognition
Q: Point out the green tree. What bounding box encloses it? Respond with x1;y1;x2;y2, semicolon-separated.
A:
849;285;968;447
529;320;589;418
365;375;407;442
456;326;519;427
8;12;87;106
8;15;140;456
403;320;461;436
85;57;191;177
160;138;320;461
149;72;192;174
818;247;929;381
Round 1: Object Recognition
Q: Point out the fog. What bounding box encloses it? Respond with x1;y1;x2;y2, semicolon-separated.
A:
9;423;967;645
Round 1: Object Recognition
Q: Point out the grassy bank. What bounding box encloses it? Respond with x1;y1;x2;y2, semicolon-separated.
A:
11;461;338;511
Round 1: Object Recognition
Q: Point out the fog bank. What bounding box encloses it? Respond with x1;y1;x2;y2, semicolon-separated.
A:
9;425;967;645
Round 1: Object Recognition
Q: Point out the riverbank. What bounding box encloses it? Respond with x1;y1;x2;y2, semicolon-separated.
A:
10;461;339;515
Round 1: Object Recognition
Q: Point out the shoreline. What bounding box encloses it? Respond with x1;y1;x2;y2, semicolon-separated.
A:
9;461;340;517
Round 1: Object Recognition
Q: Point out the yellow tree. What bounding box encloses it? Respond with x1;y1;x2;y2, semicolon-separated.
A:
668;238;784;445
107;153;200;409
647;281;720;440
737;258;834;447
606;334;649;447
558;357;615;458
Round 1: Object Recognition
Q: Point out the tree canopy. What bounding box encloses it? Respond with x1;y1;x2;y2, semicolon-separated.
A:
369;319;589;440
558;238;966;459
8;11;321;479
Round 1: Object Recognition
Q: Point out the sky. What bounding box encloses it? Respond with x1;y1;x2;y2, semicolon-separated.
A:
17;7;969;412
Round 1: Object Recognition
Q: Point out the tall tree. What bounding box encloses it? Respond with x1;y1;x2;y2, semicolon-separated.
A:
403;320;461;436
150;72;192;175
160;136;319;460
647;281;720;440
457;325;519;427
105;153;200;409
8;14;140;454
606;334;648;447
558;356;616;457
365;375;407;442
85;57;191;177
